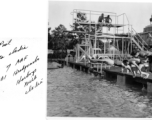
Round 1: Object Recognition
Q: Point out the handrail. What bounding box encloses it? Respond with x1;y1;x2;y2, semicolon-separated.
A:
128;27;147;50
117;13;131;35
124;13;130;25
72;11;117;17
117;13;130;25
132;27;148;46
134;35;143;47
129;29;141;45
73;9;116;15
117;13;124;17
131;37;143;50
117;13;129;24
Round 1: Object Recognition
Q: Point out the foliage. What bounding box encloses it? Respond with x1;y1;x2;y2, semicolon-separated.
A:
48;24;68;50
48;24;83;51
48;12;95;52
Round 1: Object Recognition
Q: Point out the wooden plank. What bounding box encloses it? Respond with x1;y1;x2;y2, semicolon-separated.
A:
96;35;130;38
117;74;126;86
147;82;152;93
63;30;87;34
77;22;124;28
103;66;152;83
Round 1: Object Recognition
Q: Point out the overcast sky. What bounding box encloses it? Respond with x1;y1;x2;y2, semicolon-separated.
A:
49;1;152;33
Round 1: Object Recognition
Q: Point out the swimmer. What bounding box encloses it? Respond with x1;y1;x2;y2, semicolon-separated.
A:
135;50;150;78
114;59;132;73
128;54;149;78
122;59;132;73
138;56;149;72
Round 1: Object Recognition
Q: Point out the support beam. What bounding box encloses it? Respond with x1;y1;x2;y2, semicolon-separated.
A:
117;73;126;86
147;82;152;93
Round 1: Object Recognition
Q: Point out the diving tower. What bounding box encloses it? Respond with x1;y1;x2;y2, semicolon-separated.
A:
69;9;148;63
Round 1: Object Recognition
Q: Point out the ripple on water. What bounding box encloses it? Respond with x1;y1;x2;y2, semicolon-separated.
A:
47;66;152;117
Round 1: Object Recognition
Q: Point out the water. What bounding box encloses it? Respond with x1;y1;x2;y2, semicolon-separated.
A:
47;66;152;117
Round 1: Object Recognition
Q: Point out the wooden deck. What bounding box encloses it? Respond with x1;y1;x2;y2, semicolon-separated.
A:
48;59;152;92
103;66;152;83
76;22;124;28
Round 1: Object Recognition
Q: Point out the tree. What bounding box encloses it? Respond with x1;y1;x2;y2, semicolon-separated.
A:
49;24;68;50
48;27;52;49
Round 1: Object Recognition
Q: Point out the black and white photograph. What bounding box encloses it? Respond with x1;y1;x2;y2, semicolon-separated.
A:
48;0;152;118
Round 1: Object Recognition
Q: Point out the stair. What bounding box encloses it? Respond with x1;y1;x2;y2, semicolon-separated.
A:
129;28;149;53
131;37;143;51
134;34;148;50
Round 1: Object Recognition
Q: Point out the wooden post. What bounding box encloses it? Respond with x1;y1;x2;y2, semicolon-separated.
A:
97;63;99;72
80;66;82;71
78;45;80;62
87;67;90;74
117;73;126;86
122;38;123;56
147;82;152;93
100;63;102;74
75;46;77;62
73;64;75;69
105;72;111;81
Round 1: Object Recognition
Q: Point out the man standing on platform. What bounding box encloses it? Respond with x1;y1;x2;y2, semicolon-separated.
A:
98;13;104;23
97;13;104;33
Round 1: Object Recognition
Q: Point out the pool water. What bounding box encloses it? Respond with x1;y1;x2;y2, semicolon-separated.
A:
47;66;152;117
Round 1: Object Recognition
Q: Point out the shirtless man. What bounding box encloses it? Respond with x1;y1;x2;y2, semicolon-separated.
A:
135;50;149;72
97;14;104;33
98;13;104;23
128;52;149;78
105;15;112;30
105;15;112;23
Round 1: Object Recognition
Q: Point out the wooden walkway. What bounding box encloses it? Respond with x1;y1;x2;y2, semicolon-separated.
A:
48;58;152;93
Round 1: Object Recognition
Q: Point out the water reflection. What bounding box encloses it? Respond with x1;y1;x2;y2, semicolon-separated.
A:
47;66;152;117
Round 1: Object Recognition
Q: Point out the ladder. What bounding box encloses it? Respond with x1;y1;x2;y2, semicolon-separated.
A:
129;27;149;52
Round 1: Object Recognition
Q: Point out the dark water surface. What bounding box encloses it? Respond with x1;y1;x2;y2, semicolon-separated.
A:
47;66;152;117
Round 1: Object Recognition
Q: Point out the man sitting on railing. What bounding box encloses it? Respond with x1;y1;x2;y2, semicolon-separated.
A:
105;15;112;30
105;15;112;23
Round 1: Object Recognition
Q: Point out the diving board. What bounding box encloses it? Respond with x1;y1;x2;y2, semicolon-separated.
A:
64;30;87;34
76;22;125;28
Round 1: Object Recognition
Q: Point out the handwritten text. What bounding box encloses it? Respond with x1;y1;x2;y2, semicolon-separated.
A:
13;56;39;76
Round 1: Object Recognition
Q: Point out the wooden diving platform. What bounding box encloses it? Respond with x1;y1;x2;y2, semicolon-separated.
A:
103;66;152;93
64;30;87;34
64;30;130;39
76;22;125;28
103;66;152;83
96;35;130;39
49;59;152;93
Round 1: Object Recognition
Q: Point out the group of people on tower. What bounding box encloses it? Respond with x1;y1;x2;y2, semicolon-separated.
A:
98;13;112;24
76;12;112;24
97;13;112;31
75;12;112;32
